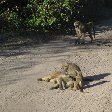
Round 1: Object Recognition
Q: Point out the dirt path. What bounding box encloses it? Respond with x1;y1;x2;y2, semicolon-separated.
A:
0;19;112;112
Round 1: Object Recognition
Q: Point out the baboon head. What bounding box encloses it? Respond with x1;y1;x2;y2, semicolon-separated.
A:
61;62;74;74
61;63;69;73
74;21;80;28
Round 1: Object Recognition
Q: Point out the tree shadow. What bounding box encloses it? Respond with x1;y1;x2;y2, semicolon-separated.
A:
0;50;30;57
96;18;112;32
83;73;111;90
0;18;112;57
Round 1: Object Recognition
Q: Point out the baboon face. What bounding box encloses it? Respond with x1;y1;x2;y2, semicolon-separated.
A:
74;21;80;28
61;63;69;73
61;63;74;72
61;62;82;77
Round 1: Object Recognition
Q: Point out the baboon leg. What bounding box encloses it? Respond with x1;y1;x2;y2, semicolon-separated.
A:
69;83;74;90
72;83;78;91
72;81;83;92
58;77;63;90
62;78;67;89
75;29;81;44
75;83;80;90
89;32;94;43
59;77;68;90
75;37;81;44
88;31;94;43
78;81;83;92
37;78;50;82
46;78;50;82
50;79;57;84
50;77;65;90
80;33;85;44
79;80;83;92
50;84;59;90
73;82;80;91
80;87;83;92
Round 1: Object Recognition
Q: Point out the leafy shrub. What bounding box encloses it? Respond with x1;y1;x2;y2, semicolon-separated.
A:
0;0;105;32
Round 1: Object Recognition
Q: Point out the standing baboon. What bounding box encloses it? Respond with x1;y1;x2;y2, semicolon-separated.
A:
74;21;95;44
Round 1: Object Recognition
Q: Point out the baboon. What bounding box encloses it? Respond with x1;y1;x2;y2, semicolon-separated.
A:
37;71;71;90
61;62;83;79
37;71;83;91
37;71;70;90
37;71;61;84
61;62;83;91
37;62;84;91
61;62;94;81
37;71;61;83
74;21;95;44
50;70;83;92
49;72;73;90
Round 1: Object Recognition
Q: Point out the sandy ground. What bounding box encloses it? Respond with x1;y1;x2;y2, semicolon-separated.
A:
0;19;112;112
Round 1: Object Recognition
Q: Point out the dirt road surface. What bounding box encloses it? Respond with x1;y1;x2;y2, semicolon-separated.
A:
0;19;112;112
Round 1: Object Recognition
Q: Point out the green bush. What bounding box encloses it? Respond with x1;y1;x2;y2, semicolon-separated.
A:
0;0;105;32
25;0;79;31
1;11;20;31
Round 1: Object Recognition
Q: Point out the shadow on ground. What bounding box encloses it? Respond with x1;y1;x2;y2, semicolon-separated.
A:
0;18;112;57
83;73;111;90
64;36;112;48
0;38;112;57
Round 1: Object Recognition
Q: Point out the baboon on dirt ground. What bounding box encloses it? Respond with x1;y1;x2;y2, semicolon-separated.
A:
37;62;84;91
74;21;95;44
38;71;83;91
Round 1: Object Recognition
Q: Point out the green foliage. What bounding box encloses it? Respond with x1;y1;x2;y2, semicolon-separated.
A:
1;11;20;30
0;0;106;32
25;0;81;30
